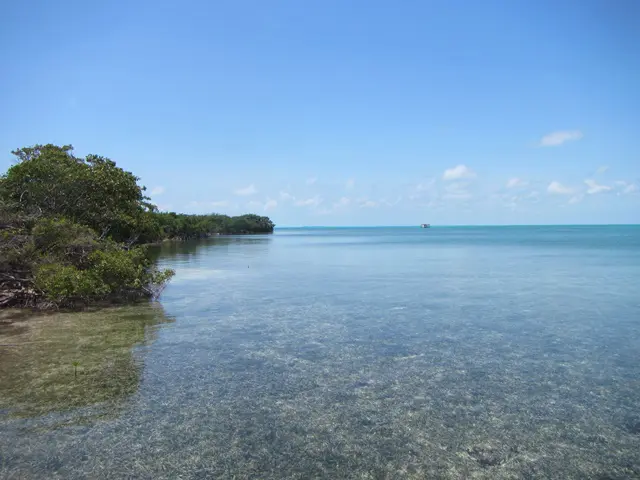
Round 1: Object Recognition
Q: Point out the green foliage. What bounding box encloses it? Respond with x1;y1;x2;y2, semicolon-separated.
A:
26;217;175;306
153;212;275;239
0;143;271;308
32;217;97;262
88;246;174;294
1;144;148;243
34;263;109;303
226;214;275;234
33;247;175;306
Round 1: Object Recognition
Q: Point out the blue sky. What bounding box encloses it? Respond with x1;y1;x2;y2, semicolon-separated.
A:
1;0;639;226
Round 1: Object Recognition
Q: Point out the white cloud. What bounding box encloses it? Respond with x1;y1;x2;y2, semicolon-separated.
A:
547;181;574;195
443;164;475;181
295;196;322;207
234;184;257;196
569;195;584;204
596;165;609;175
584;179;611;195
263;198;277;211
306;176;317;185
150;186;165;196
279;191;295;202
359;200;378;208
345;179;355;189
506;178;527;189
539;130;583;147
210;200;229;207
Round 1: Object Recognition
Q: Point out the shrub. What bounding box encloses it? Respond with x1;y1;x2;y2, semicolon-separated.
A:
34;263;108;304
34;247;174;306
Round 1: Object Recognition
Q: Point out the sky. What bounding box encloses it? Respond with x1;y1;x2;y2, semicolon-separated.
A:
1;0;639;226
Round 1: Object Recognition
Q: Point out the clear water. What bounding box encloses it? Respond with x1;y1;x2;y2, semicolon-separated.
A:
1;226;640;479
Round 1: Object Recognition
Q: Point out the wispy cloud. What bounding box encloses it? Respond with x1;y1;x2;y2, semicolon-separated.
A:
493;188;540;210
263;198;277;211
547;181;574;195
443;192;472;201
295;196;322;207
569;195;584;204
416;179;436;191
502;194;519;210
279;191;295;202
306;176;317;185
596;165;609;175
539;130;583;147
382;196;402;207
443;182;472;200
358;199;378;208
616;181;639;195
234;184;257;196
189;200;229;209
333;197;351;208
345;179;355;189
584;179;611;195
506;178;527;189
150;186;165;196
315;208;334;215
246;200;261;209
443;165;475;181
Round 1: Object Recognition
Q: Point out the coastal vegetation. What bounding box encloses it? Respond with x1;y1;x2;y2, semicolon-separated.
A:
0;144;274;308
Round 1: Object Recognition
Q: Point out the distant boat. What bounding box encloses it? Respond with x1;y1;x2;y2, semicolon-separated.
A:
420;223;430;228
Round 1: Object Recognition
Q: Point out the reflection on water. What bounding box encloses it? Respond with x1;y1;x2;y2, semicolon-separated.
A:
1;228;640;479
0;305;173;419
149;235;273;260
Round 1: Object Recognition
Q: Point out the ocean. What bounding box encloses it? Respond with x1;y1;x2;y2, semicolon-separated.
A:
1;226;639;478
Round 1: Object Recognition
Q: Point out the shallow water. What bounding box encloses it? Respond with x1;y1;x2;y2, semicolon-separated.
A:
1;226;640;479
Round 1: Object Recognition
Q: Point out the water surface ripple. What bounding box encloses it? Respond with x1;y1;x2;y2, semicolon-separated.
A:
1;226;640;479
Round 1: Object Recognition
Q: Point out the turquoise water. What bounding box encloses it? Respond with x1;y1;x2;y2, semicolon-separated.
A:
1;226;640;478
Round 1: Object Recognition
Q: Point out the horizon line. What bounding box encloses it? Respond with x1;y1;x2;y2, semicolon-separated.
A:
274;223;640;229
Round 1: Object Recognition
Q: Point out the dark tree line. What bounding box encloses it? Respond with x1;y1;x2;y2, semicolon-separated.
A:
154;212;275;240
